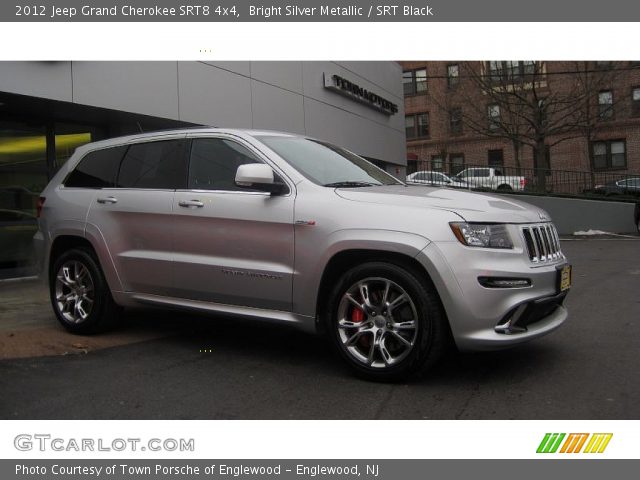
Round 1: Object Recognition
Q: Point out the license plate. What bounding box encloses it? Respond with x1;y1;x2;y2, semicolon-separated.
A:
559;265;572;292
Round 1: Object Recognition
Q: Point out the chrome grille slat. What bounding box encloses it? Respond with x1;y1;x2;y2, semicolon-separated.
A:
547;226;558;258
541;228;551;259
521;223;562;264
533;228;544;260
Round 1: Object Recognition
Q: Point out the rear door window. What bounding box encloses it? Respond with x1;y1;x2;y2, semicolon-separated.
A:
65;146;127;188
116;140;187;189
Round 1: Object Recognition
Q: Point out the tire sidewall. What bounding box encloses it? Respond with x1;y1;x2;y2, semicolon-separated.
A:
325;262;436;381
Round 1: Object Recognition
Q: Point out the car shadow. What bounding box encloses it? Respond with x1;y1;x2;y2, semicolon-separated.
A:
119;307;564;386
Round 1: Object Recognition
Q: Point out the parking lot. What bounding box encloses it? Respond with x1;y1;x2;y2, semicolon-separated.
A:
0;238;638;420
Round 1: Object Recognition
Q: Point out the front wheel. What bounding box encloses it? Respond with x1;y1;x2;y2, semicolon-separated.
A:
325;262;449;381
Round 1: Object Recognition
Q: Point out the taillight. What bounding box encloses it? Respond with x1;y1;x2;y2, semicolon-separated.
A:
36;196;46;218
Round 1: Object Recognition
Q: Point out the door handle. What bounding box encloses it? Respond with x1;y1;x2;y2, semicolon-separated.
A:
97;196;118;204
178;199;204;208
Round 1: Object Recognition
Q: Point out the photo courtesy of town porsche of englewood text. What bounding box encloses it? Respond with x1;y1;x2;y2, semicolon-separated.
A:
0;60;638;419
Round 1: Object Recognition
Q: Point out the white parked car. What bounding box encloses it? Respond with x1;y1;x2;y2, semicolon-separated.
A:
406;171;468;188
454;167;527;191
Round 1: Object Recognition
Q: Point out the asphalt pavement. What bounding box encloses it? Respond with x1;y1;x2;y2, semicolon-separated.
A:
1;238;639;419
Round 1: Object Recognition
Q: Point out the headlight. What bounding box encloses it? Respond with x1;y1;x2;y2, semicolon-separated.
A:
449;222;513;249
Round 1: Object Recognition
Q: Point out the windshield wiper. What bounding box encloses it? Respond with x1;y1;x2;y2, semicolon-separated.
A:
323;181;378;188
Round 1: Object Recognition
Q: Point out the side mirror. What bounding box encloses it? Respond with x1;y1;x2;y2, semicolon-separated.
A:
235;163;286;195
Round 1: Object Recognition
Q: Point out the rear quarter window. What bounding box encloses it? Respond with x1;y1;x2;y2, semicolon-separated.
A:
64;146;128;188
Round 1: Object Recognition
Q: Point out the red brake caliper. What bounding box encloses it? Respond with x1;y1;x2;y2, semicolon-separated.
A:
351;306;365;323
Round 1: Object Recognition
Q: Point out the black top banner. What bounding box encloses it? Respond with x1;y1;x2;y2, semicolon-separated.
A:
5;0;640;22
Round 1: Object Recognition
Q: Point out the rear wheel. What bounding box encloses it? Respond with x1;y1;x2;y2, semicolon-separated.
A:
497;184;512;192
325;262;449;381
50;248;120;334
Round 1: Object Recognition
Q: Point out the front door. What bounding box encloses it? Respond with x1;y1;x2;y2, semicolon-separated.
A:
172;136;295;311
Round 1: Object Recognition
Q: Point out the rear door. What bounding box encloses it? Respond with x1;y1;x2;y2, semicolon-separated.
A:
171;135;295;311
86;137;188;295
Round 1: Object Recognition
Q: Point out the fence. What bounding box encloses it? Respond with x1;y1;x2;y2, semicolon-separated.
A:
407;159;640;198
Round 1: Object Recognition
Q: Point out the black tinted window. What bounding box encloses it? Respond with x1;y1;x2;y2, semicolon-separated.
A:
188;138;261;191
65;146;127;188
117;140;186;189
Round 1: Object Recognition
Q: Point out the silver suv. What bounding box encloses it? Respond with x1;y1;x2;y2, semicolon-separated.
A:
35;129;570;380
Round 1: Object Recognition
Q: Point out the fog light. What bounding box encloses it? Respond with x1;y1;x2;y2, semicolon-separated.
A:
478;277;532;288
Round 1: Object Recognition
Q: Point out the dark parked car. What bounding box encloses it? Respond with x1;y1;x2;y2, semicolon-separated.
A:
594;177;640;197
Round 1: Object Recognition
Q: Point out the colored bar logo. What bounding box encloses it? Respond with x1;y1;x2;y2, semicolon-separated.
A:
537;433;612;453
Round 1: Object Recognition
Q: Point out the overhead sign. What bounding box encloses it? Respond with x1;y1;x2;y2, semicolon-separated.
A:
323;73;398;115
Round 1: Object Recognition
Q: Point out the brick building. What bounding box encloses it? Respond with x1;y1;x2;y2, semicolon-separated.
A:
399;61;640;183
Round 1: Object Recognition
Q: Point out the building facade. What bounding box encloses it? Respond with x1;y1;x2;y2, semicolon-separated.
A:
0;61;406;277
400;61;640;178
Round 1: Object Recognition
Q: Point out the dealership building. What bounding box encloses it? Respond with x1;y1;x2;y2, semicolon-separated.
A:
0;61;406;278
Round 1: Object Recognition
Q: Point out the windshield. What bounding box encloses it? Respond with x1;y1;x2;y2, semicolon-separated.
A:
256;136;402;187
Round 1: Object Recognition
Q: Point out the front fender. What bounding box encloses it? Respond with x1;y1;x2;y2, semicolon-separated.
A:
292;228;431;318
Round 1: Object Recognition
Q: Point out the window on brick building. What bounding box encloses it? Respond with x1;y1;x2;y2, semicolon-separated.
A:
431;156;444;171
449;154;465;175
450;107;463;135
488;61;503;82
405;116;415;139
488;149;504;167
598;90;614;119
506;61;521;80
403;69;427;96
487;61;539;83
595;61;613;69
487;104;501;130
632;87;640;117
447;64;459;88
592;140;626;170
405;113;429;139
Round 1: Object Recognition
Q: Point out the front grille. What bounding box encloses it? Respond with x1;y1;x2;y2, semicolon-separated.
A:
522;223;563;263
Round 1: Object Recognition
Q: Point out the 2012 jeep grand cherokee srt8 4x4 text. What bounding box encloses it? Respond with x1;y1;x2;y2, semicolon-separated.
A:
34;129;570;380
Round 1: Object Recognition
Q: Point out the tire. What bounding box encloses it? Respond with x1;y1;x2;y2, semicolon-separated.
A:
324;262;449;381
496;184;512;192
49;247;121;334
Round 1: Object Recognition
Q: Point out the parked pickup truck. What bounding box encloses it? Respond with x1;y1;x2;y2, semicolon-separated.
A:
453;167;527;191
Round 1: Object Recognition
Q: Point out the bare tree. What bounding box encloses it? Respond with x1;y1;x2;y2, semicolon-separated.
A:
430;61;625;192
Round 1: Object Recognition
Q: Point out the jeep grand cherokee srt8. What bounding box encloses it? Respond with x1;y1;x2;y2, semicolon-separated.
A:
35;129;570;380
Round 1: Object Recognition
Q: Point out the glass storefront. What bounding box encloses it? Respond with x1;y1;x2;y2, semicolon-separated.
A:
0;119;96;276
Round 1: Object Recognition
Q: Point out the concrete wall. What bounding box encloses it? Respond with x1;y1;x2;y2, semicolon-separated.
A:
506;194;638;234
0;61;406;174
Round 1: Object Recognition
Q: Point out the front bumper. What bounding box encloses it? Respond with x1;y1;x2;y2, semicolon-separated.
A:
417;240;569;351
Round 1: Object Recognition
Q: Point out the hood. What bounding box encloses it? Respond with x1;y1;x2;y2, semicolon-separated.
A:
335;185;550;223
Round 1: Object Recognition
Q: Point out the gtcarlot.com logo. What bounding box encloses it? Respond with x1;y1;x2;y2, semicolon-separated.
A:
14;434;195;452
536;433;613;454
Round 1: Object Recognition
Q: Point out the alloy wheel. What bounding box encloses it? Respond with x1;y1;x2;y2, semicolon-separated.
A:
54;260;95;324
336;277;419;369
